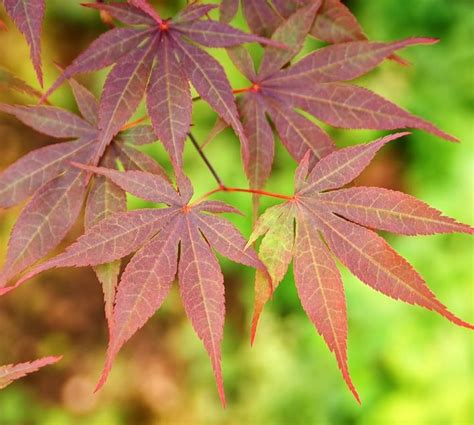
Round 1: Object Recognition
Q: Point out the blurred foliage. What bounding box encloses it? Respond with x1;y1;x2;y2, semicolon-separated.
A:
0;0;472;424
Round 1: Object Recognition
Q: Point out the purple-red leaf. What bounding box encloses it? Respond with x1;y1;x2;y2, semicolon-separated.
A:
96;218;180;390
43;28;152;100
227;45;257;82
0;79;167;301
128;0;162;24
0;169;88;286
265;96;335;163
114;143;168;178
5;208;179;293
258;1;320;80
320;187;474;236
96;37;156;164
85;152;127;326
0;356;62;389
300;133;408;194
0;66;45;100
0;138;93;208
219;0;238;23
41;2;279;168
175;19;284;48
68;78;99;126
271;83;458;142
82;2;156;26
178;215;226;406
231;25;455;191
175;37;249;163
3;0;45;85
194;213;267;274
147;35;192;168
294;209;359;403
0;104;96;138
269;38;438;86
311;0;366;44
239;92;274;190
4;167;263;404
315;211;473;330
114;125;157;146
177;4;218;24
241;0;281;38
250;132;473;400
73;164;181;205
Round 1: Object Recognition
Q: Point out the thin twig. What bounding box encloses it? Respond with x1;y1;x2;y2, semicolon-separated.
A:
188;131;224;186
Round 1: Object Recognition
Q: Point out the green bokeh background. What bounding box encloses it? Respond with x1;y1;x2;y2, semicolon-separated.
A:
0;1;472;424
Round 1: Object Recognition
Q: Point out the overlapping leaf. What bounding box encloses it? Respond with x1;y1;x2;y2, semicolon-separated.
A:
2;0;45;85
0;79;162;325
0;65;45;100
232;3;457;192
41;1;283;170
0;356;62;389
5;166;270;406
238;0;367;45
249;132;473;401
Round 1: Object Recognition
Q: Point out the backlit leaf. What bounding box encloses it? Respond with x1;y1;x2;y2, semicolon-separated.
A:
7;167;268;405
250;132;473;401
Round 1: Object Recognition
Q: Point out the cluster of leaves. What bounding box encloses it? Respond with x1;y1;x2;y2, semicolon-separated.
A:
0;0;472;404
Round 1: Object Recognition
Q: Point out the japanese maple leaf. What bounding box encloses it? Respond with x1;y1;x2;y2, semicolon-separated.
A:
0;356;62;389
4;166;270;406
40;1;283;170
223;0;367;44
231;3;457;192
2;0;45;85
0;78;164;325
248;132;473;402
0;65;45;100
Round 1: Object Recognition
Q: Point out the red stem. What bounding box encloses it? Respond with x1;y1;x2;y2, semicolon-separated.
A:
191;185;294;206
121;115;149;131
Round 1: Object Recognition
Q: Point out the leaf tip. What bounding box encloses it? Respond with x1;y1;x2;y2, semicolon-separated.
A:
340;363;361;404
